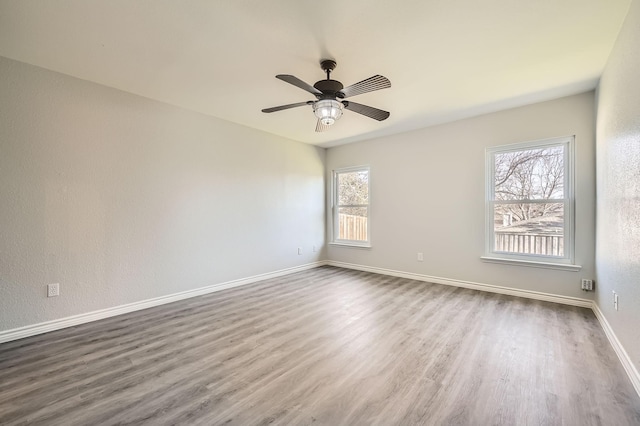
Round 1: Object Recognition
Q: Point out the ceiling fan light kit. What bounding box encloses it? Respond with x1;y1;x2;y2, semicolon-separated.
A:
313;99;344;125
262;59;391;132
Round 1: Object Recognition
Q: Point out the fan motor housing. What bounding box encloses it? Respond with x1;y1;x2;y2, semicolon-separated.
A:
314;79;344;96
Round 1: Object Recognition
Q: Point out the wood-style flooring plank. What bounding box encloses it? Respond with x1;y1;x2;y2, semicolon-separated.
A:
1;266;639;425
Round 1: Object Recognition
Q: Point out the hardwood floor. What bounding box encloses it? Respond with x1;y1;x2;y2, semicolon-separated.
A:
1;266;639;425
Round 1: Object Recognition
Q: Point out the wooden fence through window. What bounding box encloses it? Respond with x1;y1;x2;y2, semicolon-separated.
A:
495;232;564;256
339;214;368;241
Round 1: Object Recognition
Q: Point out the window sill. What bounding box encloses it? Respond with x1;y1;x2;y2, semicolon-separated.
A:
480;256;581;271
329;242;372;249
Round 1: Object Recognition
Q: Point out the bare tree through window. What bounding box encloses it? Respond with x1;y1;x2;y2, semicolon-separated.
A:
489;142;570;258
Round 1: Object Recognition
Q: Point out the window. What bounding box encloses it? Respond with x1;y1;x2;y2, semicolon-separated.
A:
483;136;578;269
332;166;370;247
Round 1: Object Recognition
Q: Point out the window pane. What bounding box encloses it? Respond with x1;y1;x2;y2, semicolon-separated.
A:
494;146;564;201
338;171;369;205
494;202;564;256
338;207;368;241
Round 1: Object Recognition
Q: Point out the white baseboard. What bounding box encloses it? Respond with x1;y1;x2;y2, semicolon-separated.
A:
327;261;593;308
592;303;640;398
0;261;327;344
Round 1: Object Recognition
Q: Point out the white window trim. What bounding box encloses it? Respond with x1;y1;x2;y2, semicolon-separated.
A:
482;136;580;271
329;165;371;248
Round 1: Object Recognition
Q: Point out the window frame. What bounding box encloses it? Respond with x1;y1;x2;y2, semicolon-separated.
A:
330;165;371;248
481;136;580;270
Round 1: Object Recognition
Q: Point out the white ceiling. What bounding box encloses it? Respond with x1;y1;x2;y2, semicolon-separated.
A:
0;0;631;147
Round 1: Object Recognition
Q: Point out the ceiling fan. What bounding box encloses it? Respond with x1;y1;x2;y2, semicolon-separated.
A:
262;60;391;132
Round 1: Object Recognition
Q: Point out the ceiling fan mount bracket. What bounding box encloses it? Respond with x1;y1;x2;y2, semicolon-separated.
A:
320;59;337;73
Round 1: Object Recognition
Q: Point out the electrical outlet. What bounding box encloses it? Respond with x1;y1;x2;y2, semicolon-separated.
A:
581;279;594;291
417;252;424;261
297;247;302;255
47;283;60;297
313;245;316;252
613;291;619;311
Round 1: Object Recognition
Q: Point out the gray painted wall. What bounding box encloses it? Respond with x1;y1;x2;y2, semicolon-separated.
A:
326;92;596;299
596;0;640;375
0;56;326;331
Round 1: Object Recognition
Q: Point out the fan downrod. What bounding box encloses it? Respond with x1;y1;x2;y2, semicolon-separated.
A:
320;59;337;79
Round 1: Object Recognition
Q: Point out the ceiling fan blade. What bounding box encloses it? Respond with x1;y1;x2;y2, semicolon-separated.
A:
315;119;330;132
261;101;311;113
276;75;322;95
339;75;391;98
342;101;390;121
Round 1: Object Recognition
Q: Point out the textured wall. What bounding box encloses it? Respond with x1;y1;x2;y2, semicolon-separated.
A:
596;0;640;374
0;57;325;331
327;92;596;299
